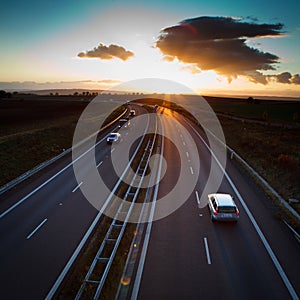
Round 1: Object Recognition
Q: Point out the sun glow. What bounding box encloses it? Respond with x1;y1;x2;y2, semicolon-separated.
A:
1;3;299;98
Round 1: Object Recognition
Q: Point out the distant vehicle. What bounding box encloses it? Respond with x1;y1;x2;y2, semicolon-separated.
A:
130;109;135;116
208;193;239;222
118;118;130;128
107;132;121;144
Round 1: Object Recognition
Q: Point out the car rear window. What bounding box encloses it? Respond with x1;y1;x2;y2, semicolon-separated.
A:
218;206;236;213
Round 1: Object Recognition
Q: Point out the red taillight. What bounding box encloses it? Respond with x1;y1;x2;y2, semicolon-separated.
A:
235;209;239;216
214;208;218;215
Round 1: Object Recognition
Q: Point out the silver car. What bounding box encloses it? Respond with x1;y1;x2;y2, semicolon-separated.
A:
208;193;239;222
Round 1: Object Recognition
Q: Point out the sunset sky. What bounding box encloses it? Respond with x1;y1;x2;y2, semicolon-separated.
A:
1;0;300;97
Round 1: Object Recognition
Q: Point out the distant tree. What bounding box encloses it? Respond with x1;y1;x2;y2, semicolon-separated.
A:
262;111;269;121
0;90;6;97
0;90;11;98
247;96;254;103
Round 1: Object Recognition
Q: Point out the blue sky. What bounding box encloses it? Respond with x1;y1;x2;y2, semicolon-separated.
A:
1;0;299;96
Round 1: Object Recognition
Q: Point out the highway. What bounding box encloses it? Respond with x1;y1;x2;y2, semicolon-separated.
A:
0;102;299;299
136;108;300;299
0;104;147;299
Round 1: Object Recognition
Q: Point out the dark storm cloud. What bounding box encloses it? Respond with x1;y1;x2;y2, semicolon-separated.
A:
176;16;283;40
78;43;134;61
156;16;299;84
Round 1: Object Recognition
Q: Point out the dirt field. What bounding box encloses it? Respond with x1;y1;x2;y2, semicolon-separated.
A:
219;116;300;207
0;98;90;186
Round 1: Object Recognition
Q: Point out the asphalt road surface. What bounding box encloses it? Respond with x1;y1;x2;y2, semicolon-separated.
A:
136;108;300;300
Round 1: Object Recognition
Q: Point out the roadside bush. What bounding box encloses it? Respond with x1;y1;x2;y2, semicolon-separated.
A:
277;154;294;165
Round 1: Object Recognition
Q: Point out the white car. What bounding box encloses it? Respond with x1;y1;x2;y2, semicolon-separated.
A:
106;132;121;144
208;193;239;222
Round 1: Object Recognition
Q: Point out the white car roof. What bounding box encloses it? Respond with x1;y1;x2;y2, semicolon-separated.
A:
208;193;235;206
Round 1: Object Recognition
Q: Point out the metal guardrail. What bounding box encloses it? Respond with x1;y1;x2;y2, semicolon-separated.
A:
45;106;148;299
283;221;300;243
115;120;160;300
75;135;158;299
227;146;300;221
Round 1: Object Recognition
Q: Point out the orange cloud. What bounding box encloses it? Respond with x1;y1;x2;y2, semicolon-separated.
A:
78;43;134;61
156;16;300;85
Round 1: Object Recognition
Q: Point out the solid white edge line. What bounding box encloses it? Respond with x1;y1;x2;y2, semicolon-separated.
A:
131;115;165;300
204;237;212;265
72;182;83;193
0;134;108;219
187;121;299;300
96;161;103;168
45;213;103;300
26;218;48;240
195;191;200;207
